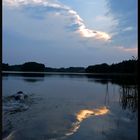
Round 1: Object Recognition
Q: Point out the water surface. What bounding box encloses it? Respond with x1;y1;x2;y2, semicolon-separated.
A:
2;73;138;140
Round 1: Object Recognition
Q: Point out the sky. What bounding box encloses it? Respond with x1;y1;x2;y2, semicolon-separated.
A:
3;0;138;67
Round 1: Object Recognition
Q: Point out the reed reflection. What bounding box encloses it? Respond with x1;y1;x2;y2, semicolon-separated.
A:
86;74;137;86
119;85;138;112
86;74;138;112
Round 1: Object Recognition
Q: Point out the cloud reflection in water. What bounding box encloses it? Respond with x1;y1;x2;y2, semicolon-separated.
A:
65;106;109;137
3;106;109;140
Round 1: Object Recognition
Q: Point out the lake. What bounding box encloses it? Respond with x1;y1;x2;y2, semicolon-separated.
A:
2;72;138;140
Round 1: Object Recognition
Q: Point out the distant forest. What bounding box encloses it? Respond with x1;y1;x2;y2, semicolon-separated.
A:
2;59;138;74
86;59;138;74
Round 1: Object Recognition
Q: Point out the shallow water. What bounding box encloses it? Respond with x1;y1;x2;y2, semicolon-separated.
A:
2;73;138;140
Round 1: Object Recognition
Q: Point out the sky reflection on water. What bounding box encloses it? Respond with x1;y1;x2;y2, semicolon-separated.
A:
65;106;109;137
2;73;138;140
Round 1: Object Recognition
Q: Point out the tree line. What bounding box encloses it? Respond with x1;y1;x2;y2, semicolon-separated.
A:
2;59;138;74
86;59;138;74
2;62;85;73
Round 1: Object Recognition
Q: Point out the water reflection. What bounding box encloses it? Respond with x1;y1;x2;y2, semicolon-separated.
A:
76;106;109;122
86;74;138;112
119;85;138;112
2;72;137;85
23;77;44;83
21;73;45;77
3;106;109;140
2;72;45;82
2;73;137;140
65;106;109;137
103;82;138;113
85;74;137;86
2;72;45;77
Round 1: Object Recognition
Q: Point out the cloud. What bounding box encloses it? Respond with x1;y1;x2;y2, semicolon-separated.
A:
108;44;138;57
3;0;138;67
117;46;137;53
122;26;133;32
95;15;112;22
106;0;137;47
3;0;111;41
67;10;111;41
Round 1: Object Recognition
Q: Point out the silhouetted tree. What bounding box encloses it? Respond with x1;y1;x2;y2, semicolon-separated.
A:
2;63;10;71
21;62;45;72
86;59;138;74
86;63;109;73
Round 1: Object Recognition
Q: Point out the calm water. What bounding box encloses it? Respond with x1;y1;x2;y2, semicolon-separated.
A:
2;73;138;140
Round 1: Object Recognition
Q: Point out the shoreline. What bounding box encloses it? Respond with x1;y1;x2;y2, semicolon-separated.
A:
2;71;136;76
